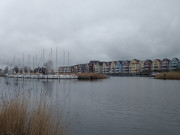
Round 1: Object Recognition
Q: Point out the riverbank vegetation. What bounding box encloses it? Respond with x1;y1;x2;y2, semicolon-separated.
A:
0;95;63;135
75;72;108;79
155;71;180;80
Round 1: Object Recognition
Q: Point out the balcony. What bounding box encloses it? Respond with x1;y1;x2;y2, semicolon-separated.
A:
154;66;158;68
144;65;150;68
171;65;177;67
144;67;150;70
161;67;168;70
171;64;177;66
171;66;177;69
123;65;129;68
153;67;159;70
161;63;167;66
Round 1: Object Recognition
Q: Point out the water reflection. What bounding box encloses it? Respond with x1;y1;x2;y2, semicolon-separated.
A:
1;77;180;135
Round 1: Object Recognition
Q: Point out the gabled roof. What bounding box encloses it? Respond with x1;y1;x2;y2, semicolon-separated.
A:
171;58;179;62
162;58;170;61
131;59;140;63
118;60;123;63
153;59;161;63
122;60;130;64
89;61;99;64
112;61;117;65
145;59;152;63
104;62;111;66
99;62;103;66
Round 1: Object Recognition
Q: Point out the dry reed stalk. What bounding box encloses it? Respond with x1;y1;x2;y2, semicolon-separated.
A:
76;72;108;79
155;71;180;80
0;96;63;135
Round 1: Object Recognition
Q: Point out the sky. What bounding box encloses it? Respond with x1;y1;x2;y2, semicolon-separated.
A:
0;0;180;69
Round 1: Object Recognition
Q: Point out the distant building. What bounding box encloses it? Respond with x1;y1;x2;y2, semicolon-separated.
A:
34;67;46;74
161;58;170;72
139;61;145;73
80;64;87;73
58;66;71;73
110;61;117;73
122;61;130;73
110;61;123;73
169;58;180;71
57;57;177;75
143;60;152;73
116;61;123;73
88;61;99;72
152;59;161;72
103;62;111;74
93;62;103;73
74;65;81;73
129;59;140;74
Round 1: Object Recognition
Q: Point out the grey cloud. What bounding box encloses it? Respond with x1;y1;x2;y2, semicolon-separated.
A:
0;0;180;68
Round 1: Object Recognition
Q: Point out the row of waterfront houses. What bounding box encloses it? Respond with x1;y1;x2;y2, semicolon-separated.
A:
58;58;180;75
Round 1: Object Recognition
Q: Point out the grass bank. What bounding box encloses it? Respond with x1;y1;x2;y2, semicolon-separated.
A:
155;71;180;80
76;72;108;79
0;95;63;135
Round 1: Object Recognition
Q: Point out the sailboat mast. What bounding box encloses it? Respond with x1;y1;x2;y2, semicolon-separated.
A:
23;53;24;68
43;49;44;67
12;56;16;73
28;55;30;68
28;55;30;74
63;50;65;66
35;55;37;68
68;50;69;67
23;53;24;73
33;56;34;71
62;50;65;73
51;48;52;62
13;56;16;72
56;47;57;70
18;58;20;67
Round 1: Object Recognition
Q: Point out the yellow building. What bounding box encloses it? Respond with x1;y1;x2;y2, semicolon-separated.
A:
139;61;145;73
129;59;140;74
93;62;103;73
110;61;116;73
102;62;110;73
152;59;161;72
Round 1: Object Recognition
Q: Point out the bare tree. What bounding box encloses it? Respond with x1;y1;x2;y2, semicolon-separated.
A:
4;67;9;74
24;66;29;73
44;60;53;74
14;66;19;73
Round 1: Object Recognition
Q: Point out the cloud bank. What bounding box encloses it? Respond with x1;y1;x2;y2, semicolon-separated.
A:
0;0;180;68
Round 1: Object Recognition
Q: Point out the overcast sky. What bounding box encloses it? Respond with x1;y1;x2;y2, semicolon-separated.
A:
0;0;180;68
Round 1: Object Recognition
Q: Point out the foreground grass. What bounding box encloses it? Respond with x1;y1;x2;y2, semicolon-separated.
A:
0;96;63;135
155;71;180;80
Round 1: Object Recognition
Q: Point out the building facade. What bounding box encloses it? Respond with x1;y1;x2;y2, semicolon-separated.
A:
129;59;140;74
152;59;161;72
143;60;152;73
161;58;170;72
122;61;130;73
169;58;180;71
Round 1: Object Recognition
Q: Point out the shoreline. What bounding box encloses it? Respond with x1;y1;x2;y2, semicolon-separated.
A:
155;71;180;80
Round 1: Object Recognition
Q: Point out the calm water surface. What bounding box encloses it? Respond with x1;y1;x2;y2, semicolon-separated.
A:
0;77;180;135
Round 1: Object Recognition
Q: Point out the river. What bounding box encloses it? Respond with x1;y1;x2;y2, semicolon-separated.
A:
0;77;180;135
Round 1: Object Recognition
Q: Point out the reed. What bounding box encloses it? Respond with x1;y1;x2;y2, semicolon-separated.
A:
155;71;180;80
76;72;108;79
0;95;63;135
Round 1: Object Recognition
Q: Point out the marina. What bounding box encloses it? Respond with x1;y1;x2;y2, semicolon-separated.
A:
5;73;78;79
